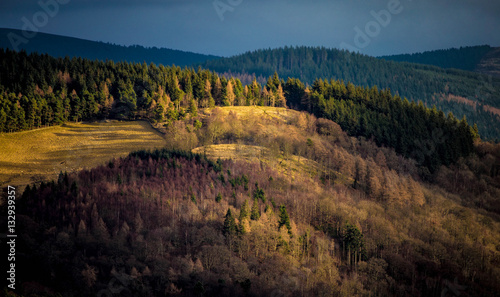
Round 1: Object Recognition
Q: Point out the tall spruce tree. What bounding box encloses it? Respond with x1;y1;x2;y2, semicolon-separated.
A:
250;198;260;220
278;204;291;233
223;208;237;236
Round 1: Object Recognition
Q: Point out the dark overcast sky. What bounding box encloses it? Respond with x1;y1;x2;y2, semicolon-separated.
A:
0;0;499;57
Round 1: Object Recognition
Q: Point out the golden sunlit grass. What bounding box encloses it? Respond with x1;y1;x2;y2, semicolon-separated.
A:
192;143;320;179
0;121;166;188
192;106;350;184
200;106;297;122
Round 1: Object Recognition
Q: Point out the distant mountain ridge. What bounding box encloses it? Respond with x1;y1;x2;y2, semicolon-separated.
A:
379;45;500;77
0;28;220;66
199;46;500;140
475;47;500;78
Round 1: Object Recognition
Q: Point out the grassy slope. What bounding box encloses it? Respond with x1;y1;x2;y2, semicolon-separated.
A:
192;144;321;180
0;120;166;188
191;106;349;183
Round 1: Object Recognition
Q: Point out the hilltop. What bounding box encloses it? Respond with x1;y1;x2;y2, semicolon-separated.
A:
476;47;500;78
199;46;500;140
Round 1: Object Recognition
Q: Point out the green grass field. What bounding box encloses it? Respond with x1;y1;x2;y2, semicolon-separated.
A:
0;120;166;188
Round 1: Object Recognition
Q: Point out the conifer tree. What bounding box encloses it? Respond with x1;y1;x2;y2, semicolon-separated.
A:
213;77;223;105
253;182;266;203
239;199;249;221
204;79;215;108
278;204;291;233
188;98;198;116
250;198;260;220
223;208;237;236
343;223;364;266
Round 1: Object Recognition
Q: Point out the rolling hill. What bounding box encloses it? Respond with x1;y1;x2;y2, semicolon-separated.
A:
199;46;500;140
2;105;500;296
1;23;500;297
0;28;220;66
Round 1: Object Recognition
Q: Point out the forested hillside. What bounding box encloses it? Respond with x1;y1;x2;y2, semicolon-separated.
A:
379;45;494;72
4;114;500;296
1;48;499;295
0;49;477;177
199;46;500;140
0;28;220;67
303;79;478;175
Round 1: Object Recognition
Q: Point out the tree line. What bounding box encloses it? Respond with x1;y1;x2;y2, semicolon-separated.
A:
0;49;286;133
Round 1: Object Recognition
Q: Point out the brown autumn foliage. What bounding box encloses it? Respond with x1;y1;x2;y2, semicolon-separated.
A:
3;107;500;297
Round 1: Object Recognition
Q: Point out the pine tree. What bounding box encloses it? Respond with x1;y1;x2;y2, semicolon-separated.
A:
223;208;237;236
278;204;291;233
253;182;266;202
188;98;198;116
262;87;273;106
238;199;250;234
213;77;223;105
204;79;215;108
250;198;260;220
343;223;364;266
239;199;249;221
184;76;193;96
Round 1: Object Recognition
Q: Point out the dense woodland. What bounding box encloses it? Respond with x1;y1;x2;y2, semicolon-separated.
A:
0;49;478;177
303;78;477;175
200;46;500;140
